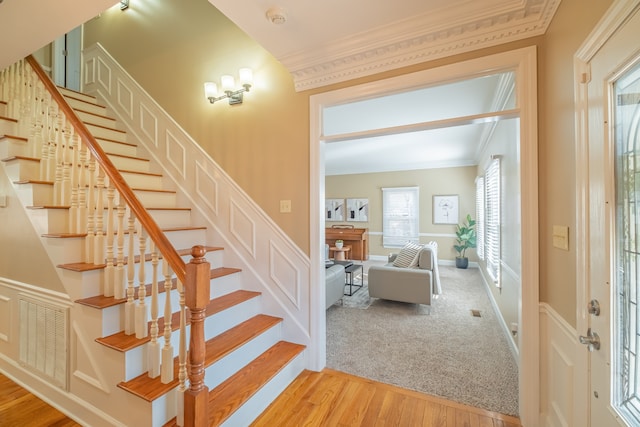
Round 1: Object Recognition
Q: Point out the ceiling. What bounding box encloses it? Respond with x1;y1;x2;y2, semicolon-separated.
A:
0;0;559;176
208;0;558;175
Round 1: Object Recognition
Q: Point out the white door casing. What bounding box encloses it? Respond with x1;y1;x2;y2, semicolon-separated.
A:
310;46;539;426
575;1;640;425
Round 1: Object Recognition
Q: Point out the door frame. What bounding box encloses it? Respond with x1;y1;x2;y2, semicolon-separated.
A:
309;46;539;426
574;1;640;425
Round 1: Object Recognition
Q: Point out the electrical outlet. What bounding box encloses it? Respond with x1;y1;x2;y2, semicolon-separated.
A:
510;322;518;336
280;200;291;213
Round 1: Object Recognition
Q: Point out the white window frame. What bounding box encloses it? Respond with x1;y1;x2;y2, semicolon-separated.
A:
485;156;501;286
382;187;419;248
475;176;485;260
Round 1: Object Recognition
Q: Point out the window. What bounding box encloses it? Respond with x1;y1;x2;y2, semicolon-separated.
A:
382;187;419;247
485;157;501;285
475;176;485;260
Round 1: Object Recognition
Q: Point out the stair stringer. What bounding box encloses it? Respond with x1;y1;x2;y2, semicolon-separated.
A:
82;43;319;367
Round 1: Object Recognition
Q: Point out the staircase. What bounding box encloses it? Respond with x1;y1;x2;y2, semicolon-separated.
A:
0;57;306;426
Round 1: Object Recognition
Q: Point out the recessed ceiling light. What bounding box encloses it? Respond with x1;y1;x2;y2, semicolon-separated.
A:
266;7;287;25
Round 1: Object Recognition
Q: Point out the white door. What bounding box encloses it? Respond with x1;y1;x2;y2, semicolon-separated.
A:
582;3;640;425
52;26;82;91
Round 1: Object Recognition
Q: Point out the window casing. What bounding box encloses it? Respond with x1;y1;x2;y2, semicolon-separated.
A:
382;187;419;248
475;176;485;260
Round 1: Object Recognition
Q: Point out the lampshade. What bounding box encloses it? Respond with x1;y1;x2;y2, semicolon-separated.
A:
221;75;235;93
239;68;253;87
204;82;218;99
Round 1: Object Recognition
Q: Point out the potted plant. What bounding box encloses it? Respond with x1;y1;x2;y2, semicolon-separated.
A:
335;239;344;249
454;214;476;269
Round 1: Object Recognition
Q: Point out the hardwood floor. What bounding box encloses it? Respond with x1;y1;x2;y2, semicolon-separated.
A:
0;373;81;427
252;368;522;427
1;370;521;426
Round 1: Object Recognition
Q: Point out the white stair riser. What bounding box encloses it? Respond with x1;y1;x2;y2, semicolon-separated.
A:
210;273;244;299
97;139;137;157
107;154;150;173
41;237;84;266
0;102;6;116
221;351;306;427
59;88;99;105
150;390;177;427
2;159;39;181
63;96;107;116
0;118;17;136
163;228;207;249
0;137;28;158
148;209;192;229
121;171;163;190
29;208;69;234
85;123;127;143
14;182;53;206
76;110;118;129
133;189;175;207
204;323;282;392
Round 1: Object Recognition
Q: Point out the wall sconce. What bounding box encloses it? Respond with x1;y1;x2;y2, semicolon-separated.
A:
204;68;253;105
120;0;129;10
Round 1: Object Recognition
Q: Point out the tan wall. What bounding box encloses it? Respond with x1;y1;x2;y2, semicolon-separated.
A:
326;166;477;260
83;0;615;327
0;168;66;293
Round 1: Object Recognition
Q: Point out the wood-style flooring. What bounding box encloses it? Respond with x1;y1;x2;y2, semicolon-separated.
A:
1;370;522;426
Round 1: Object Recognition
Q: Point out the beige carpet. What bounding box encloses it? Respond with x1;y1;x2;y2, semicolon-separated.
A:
326;265;519;416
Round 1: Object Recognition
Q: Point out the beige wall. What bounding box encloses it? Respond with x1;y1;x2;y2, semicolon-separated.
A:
83;0;615;328
0;168;66;293
326;166;477;260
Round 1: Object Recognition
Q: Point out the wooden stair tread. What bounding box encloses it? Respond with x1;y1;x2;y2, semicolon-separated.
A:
119;169;163;177
207;341;306;426
2;155;40;163
14;179;52;185
27;205;70;210
58;246;223;271
0;134;28;142
42;233;86;239
105;152;150;162
0;116;18;123
74;108;117;122
95;136;137;147
97;289;259;352
130;187;176;194
75;267;241;309
83;121;126;134
117;314;281;401
61;89;100;104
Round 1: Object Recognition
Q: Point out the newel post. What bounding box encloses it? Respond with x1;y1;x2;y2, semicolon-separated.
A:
184;246;210;427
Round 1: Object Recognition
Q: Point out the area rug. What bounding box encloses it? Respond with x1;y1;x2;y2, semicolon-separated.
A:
326;265;519;416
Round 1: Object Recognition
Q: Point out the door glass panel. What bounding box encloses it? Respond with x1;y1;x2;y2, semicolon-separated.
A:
615;59;640;425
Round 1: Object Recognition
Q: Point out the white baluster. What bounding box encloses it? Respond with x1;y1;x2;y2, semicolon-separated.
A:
93;168;105;265
52;113;65;205
161;259;174;384
45;102;57;182
77;140;88;234
103;182;116;297
68;133;80;233
148;242;161;378
125;211;136;335
176;277;187;427
135;228;148;339
39;92;52;181
114;203;126;299
61;124;72;206
85;156;96;263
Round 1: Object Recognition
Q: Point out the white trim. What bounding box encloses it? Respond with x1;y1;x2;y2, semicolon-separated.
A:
480;270;519;361
367;231;457;238
310;45;539;426
0;355;126;427
0;277;74;307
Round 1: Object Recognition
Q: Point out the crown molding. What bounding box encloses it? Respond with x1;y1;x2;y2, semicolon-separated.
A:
283;0;560;91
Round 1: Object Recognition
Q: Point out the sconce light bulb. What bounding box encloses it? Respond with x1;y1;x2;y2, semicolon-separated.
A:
204;82;218;103
239;68;253;90
221;75;235;94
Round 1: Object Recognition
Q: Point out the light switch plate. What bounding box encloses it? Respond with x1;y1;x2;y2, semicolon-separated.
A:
280;200;291;213
552;225;569;251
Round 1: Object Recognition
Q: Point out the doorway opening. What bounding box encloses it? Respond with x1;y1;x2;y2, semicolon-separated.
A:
310;46;539;425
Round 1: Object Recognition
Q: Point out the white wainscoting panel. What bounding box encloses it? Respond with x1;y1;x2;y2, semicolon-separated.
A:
0;294;10;342
82;43;312;358
540;303;577;427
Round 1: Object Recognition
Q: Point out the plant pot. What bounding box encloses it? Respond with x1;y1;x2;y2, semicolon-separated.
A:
455;257;469;269
335;242;343;249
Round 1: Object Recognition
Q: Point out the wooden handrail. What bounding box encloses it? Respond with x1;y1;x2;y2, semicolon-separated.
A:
25;55;187;283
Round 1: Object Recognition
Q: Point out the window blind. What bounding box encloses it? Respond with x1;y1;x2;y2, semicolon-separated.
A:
485;157;501;285
382;187;419;247
475;176;485;260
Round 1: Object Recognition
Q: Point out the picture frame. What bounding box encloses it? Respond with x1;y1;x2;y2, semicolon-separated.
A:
346;198;369;222
433;195;459;224
325;198;345;221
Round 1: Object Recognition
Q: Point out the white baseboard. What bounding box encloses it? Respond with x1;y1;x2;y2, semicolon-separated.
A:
0;355;126;427
479;271;519;362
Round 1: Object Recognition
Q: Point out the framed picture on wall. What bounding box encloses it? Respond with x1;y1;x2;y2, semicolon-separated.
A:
433;195;459;224
325;199;345;221
346;198;369;222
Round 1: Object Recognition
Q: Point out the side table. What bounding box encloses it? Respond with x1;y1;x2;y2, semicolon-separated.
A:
344;264;363;296
330;245;351;261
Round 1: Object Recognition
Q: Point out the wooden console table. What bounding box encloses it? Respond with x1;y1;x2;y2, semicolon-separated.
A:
325;227;369;261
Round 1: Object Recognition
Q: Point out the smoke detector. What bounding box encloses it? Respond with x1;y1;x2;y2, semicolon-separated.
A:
266;7;287;25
